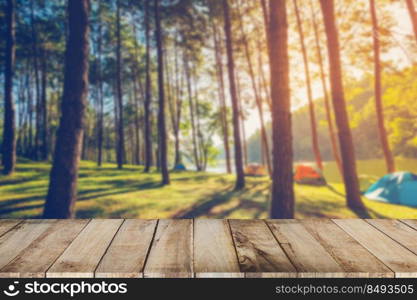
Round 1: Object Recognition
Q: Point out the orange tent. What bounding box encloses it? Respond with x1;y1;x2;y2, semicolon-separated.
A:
244;163;267;177
294;165;326;185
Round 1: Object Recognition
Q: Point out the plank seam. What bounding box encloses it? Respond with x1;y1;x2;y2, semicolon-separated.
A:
263;220;299;273
226;219;243;274
191;219;195;278
364;219;417;273
93;219;126;278
0;220;23;239
331;219;396;276
141;219;160;276
44;219;92;277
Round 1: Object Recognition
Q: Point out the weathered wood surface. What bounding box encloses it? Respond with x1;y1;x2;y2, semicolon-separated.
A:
0;219;417;278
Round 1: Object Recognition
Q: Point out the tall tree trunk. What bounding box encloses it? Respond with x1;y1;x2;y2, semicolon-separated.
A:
293;0;323;170
236;0;271;175
310;0;343;175
320;0;366;211
115;0;125;169
269;0;294;219
185;57;201;171
222;0;245;189
406;0;417;43
2;0;16;175
40;49;48;160
370;0;395;173
154;0;170;185
97;1;104;167
211;19;232;174
30;0;41;160
144;0;153;172
43;0;90;218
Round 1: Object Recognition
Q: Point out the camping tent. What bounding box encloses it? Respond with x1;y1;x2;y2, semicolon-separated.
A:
294;164;326;186
173;163;187;171
245;163;267;177
364;172;417;207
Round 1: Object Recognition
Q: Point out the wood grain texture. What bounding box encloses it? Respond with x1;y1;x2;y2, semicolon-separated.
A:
95;219;157;278
144;219;193;278
334;219;417;277
301;219;393;278
267;220;344;277
47;219;123;278
229;220;296;277
194;219;242;278
0;220;89;278
0;220;21;237
368;220;417;255
0;220;55;271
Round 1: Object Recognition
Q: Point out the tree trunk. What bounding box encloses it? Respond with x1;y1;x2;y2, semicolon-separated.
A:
211;19;232;174
320;0;366;211
115;0;125;169
236;0;271;175
2;0;16;175
310;0;343;175
40;49;48;160
154;0;170;185
406;0;417;43
370;0;396;173
144;0;153;172
269;0;294;219
293;0;323;170
43;0;90;218
185;57;201;171
97;1;104;167
30;1;41;160
223;0;245;189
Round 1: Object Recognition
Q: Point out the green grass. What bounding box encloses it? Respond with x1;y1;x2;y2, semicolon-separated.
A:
1;157;417;219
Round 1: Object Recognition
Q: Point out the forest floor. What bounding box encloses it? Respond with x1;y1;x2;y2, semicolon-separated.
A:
1;158;417;219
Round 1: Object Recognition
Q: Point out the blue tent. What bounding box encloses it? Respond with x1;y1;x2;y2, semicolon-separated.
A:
364;172;417;207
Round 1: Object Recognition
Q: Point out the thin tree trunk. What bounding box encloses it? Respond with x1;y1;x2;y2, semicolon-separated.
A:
185;57;201;171
212;19;232;174
293;0;323;170
97;1;104;167
370;0;396;173
43;0;90;218
222;0;245;189
40;49;48;160
236;0;271;175
115;0;125;169
2;0;16;175
30;0;41;160
320;0;366;211
269;0;294;219
406;0;417;43
144;0;153;172
154;0;170;185
310;0;343;175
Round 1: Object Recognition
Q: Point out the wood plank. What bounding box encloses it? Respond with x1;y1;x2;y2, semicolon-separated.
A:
229;220;296;278
0;220;55;270
194;219;242;278
334;219;417;277
368;219;417;255
144;219;193;278
301;219;393;278
267;220;345;277
0;220;89;278
0;220;21;237
95;219;157;278
47;219;123;278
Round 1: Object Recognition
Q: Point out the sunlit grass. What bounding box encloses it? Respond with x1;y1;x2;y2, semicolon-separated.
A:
1;157;417;219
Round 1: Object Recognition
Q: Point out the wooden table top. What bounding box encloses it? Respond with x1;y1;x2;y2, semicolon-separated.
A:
0;219;416;278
